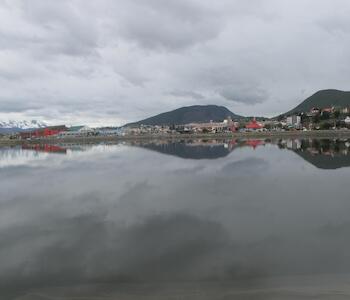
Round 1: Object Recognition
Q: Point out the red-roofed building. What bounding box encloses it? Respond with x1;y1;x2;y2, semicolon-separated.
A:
245;118;264;130
20;126;68;139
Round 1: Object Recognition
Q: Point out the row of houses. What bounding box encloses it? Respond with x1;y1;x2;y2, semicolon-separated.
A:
126;117;265;135
185;117;238;133
308;106;350;116
186;117;265;132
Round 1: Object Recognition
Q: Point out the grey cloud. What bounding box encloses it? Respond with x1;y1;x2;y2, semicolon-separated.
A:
114;0;223;50
317;15;350;34
0;98;42;113
188;67;268;105
17;0;99;57
0;30;41;52
0;0;350;124
168;90;204;100
0;69;27;81
115;68;149;87
219;85;268;105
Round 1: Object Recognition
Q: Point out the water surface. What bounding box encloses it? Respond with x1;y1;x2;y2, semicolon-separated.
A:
1;138;350;299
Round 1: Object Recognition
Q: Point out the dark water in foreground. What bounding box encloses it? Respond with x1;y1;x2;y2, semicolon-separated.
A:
1;138;350;299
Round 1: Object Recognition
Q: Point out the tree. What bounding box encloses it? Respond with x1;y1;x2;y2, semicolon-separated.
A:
277;115;285;122
300;113;309;123
334;110;341;119
320;122;332;130
320;111;330;120
312;115;320;123
264;123;272;130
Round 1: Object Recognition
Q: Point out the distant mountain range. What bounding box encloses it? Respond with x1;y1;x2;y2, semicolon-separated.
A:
284;89;350;116
0;120;47;134
125;105;244;127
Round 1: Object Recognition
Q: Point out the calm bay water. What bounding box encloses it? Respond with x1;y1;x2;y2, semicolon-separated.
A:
1;138;350;299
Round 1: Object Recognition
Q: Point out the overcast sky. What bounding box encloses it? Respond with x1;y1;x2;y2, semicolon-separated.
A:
0;0;350;126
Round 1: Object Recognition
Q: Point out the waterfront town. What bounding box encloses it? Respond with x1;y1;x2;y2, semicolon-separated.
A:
1;106;350;141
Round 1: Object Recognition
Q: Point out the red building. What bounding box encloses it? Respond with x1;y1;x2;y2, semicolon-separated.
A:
245;118;264;130
20;125;68;139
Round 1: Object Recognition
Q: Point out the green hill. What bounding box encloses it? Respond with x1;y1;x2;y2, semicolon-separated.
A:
125;105;243;127
285;89;350;116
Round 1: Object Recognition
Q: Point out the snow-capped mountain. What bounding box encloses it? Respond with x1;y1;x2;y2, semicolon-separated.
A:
0;120;47;133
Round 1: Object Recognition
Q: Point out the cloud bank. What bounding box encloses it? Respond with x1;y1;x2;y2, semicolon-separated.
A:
0;0;350;125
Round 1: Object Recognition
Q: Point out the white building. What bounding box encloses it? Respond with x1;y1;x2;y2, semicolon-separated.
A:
58;125;95;137
97;128;123;136
286;115;301;127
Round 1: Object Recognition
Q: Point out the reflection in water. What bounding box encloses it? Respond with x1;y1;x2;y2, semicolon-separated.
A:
132;139;265;159
133;138;350;169
278;139;350;169
135;140;232;159
22;144;67;154
2;138;349;169
1;138;350;299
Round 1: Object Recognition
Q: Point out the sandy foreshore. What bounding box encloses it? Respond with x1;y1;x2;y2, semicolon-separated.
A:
1;129;350;146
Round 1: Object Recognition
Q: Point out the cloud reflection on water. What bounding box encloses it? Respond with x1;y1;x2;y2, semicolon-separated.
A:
1;139;350;298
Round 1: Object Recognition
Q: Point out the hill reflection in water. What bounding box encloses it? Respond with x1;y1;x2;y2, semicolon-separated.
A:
15;137;350;169
277;138;350;169
132;139;263;159
133;138;350;169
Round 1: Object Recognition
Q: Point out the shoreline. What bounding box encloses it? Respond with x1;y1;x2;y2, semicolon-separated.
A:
1;129;350;146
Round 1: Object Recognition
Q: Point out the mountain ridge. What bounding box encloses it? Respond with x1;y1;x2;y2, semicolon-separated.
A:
125;105;243;127
283;89;350;116
0;120;47;134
